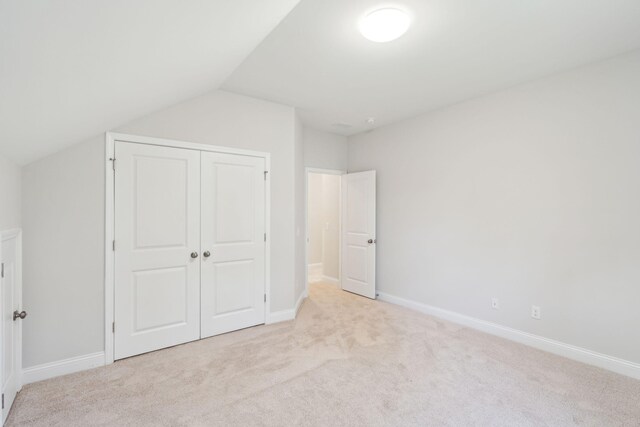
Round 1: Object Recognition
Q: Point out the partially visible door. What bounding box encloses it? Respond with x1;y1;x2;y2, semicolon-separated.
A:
114;142;201;360
341;171;376;299
1;231;22;424
200;152;266;338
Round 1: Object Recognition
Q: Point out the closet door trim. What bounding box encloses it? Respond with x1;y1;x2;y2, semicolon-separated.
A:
104;132;271;365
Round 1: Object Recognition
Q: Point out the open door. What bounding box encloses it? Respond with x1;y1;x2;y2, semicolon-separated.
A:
1;230;23;424
341;171;376;299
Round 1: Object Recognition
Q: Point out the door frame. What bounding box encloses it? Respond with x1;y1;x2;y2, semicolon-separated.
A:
105;132;271;365
1;228;24;408
304;167;345;296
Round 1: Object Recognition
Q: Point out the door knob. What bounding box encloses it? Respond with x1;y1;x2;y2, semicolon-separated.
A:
368;239;374;244
13;310;27;321
190;252;198;259
203;251;211;258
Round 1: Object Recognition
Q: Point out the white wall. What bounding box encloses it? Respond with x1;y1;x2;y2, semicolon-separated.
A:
22;137;104;367
21;90;299;368
303;127;347;171
348;50;640;364
0;153;21;230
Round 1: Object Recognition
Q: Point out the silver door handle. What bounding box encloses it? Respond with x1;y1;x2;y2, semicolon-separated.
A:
368;239;376;244
190;252;198;259
13;310;27;321
203;251;211;258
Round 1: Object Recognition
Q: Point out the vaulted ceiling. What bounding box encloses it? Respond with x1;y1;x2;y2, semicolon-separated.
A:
0;0;300;164
3;0;640;164
224;0;640;135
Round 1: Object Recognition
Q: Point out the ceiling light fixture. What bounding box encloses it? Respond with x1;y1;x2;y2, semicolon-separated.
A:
359;8;410;43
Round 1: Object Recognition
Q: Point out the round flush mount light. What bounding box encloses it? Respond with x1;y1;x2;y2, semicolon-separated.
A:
359;8;410;43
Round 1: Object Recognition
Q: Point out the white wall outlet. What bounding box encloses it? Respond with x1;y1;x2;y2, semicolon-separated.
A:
531;305;541;319
491;298;500;310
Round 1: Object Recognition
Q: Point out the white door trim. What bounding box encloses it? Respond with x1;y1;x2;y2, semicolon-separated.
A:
1;228;23;397
105;132;271;365
304;167;345;297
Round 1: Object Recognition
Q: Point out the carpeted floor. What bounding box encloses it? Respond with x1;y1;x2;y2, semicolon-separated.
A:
7;282;640;426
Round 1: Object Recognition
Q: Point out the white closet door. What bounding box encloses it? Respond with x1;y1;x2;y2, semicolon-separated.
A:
200;152;266;338
114;142;201;360
341;170;376;299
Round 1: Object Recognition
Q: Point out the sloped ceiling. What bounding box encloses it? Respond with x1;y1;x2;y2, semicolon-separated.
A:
4;1;640;164
223;0;640;135
0;0;300;164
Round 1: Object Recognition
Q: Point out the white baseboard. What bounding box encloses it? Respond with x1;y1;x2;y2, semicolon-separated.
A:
377;292;640;380
266;309;295;324
22;352;105;385
266;289;308;324
295;289;308;316
321;276;340;287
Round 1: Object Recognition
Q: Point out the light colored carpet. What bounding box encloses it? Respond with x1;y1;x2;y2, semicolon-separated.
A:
7;282;640;426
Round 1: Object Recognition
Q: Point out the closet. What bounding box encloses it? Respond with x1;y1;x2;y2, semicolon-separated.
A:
113;141;266;360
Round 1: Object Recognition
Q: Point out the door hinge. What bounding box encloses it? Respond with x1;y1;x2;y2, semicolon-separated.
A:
2;393;4;409
264;294;266;303
112;240;115;251
1;263;3;278
264;233;266;242
112;322;115;333
264;170;268;180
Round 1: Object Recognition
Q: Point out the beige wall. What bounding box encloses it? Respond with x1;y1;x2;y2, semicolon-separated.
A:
348;50;640;364
294;113;306;303
307;174;324;265
0;153;21;230
320;175;340;280
307;173;340;280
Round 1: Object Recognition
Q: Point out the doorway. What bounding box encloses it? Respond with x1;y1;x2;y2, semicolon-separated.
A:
305;169;343;293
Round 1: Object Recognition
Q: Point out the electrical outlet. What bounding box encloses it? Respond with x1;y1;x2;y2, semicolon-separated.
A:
531;305;541;319
491;298;500;310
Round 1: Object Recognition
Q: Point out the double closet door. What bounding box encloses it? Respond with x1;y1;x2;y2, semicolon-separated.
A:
114;142;266;360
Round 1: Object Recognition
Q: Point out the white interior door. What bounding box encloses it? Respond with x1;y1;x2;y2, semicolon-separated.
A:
114;142;201;360
341;171;376;299
200;152;266;338
1;232;22;424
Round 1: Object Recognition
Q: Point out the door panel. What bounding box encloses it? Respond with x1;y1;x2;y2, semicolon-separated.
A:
134;157;190;249
115;142;201;360
132;267;188;333
201;152;265;338
1;234;20;424
341;171;376;299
